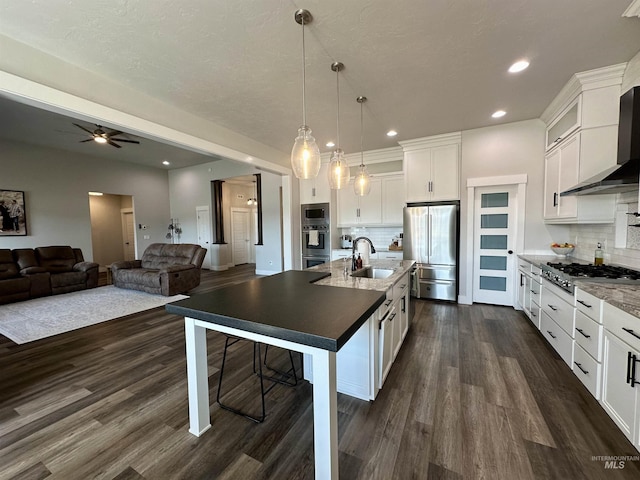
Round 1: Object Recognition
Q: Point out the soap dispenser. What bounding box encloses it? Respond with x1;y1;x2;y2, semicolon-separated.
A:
594;242;604;266
356;253;363;269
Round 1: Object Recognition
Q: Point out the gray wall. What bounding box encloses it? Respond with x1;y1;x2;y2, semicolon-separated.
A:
168;160;284;275
1;138;170;259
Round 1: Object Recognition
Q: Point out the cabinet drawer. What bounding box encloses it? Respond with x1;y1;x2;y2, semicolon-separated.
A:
573;343;601;400
542;285;575;337
529;305;541;330
575;310;603;361
379;251;403;260
530;280;542;307
604;303;640;353
541;311;574;368
575;287;603;323
393;273;410;301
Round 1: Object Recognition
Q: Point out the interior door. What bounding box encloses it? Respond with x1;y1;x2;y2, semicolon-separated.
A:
231;208;250;265
472;185;517;306
196;206;211;269
121;210;135;261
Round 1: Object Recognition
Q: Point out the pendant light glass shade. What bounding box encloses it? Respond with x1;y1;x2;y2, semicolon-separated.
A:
354;96;371;196
291;126;321;179
328;148;349;189
291;10;320;179
328;62;349;189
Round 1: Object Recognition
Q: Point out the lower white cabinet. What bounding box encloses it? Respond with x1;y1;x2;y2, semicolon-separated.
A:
540;280;575;368
378;304;396;387
601;303;640;448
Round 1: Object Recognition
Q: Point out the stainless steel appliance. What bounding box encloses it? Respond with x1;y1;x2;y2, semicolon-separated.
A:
540;261;640;294
302;203;330;268
403;202;459;301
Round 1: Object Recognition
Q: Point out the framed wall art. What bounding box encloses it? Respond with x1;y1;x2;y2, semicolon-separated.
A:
0;190;27;236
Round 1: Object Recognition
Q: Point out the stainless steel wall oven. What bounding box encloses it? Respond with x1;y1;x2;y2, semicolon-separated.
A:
301;203;330;267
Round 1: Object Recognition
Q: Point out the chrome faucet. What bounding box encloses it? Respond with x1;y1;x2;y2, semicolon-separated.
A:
352;237;376;270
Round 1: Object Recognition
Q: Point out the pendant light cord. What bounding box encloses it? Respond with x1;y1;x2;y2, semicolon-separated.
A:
359;100;364;167
336;67;340;148
301;18;307;127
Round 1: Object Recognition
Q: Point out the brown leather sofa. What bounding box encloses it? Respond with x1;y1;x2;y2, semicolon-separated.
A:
0;246;99;305
111;243;206;296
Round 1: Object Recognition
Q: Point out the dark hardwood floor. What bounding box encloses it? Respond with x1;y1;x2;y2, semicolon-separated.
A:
1;265;639;479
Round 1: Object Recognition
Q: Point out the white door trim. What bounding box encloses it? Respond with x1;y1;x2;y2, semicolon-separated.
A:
462;175;527;305
120;208;136;261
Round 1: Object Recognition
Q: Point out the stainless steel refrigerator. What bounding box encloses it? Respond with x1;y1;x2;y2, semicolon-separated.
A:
403;202;459;302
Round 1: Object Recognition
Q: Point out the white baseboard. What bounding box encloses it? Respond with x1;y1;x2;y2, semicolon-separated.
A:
209;265;229;272
457;294;472;305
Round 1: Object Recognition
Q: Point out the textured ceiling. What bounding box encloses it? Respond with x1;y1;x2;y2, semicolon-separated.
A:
0;0;639;170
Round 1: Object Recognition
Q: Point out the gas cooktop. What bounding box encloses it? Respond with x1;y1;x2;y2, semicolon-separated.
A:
541;261;640;294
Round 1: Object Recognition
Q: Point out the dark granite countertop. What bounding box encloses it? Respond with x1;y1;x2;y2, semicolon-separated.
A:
165;270;386;352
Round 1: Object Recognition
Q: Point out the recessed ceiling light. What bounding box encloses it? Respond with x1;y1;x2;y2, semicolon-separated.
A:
162;160;170;166
326;141;335;148
386;130;398;137
508;60;529;73
492;110;506;118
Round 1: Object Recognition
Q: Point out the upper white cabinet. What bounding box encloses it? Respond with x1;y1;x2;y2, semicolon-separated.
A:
400;133;461;203
337;174;403;227
299;162;331;205
541;64;626;224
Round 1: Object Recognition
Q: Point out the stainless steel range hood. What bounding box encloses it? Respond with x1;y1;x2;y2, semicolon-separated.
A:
561;86;640;197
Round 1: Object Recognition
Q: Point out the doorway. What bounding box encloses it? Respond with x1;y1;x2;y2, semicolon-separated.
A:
231;208;251;265
466;175;526;306
89;193;135;267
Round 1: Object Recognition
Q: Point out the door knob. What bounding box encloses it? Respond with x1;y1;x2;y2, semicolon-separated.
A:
508;250;513;254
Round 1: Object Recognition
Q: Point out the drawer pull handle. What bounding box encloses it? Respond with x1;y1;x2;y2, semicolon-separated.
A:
628;352;640;388
546;330;556;339
576;299;592;308
576;328;591;339
530;290;537;295
574;362;589;375
531;311;537;317
389;313;397;322
622;328;640;341
547;304;558;311
384;300;393;307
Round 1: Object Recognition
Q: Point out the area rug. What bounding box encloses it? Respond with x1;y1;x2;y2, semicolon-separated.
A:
0;286;187;344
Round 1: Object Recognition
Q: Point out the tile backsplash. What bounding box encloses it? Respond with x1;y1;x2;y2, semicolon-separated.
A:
569;193;640;269
339;226;403;250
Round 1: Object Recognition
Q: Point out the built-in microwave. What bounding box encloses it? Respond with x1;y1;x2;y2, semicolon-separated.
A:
301;203;330;227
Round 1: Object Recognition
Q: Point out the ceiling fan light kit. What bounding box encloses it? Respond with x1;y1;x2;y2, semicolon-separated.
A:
328;61;349;190
291;9;321;180
73;123;140;149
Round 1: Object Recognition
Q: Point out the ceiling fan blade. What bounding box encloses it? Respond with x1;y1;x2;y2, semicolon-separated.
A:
106;130;123;137
79;138;94;143
110;138;140;144
106;139;122;148
73;123;95;135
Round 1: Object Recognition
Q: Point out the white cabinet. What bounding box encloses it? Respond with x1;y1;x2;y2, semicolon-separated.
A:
540;280;575;368
299;163;331;204
378;304;395;387
517;259;542;329
600;302;640;449
382;176;405;225
331;249;352;261
400;133;461;203
337;175;402;227
541;65;624;224
378;251;403;260
573;287;604;399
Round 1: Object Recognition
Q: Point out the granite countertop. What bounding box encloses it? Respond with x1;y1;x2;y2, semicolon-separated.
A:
575;281;640;319
307;259;415;291
166;270;386;352
518;254;572;265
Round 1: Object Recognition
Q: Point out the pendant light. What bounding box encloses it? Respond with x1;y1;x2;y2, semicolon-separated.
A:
291;9;321;180
354;96;371;196
328;62;349;190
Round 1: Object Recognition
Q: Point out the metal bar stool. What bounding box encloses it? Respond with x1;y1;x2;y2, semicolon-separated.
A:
216;336;301;423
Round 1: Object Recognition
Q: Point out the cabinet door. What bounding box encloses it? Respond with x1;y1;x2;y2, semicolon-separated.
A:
358;179;382;225
601;330;639;443
543;148;561;219
404;149;432;203
382;176;405;225
299;163;331;204
430;144;460;200
378;308;395;387
556;133;579;218
337;181;360;226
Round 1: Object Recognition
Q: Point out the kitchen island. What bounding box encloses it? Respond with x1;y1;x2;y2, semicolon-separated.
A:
166;269;390;480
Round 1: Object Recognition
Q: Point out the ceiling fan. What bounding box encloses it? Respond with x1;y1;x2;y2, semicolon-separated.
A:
73;123;140;148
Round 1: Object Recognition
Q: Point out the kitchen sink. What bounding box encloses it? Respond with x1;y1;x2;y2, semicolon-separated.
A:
351;267;395;279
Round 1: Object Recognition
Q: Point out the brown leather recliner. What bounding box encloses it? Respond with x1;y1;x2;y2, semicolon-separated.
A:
35;246;99;294
111;243;207;296
0;249;31;305
11;248;51;298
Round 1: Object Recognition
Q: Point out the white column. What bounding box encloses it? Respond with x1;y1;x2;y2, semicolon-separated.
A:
311;348;339;479
185;317;211;436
